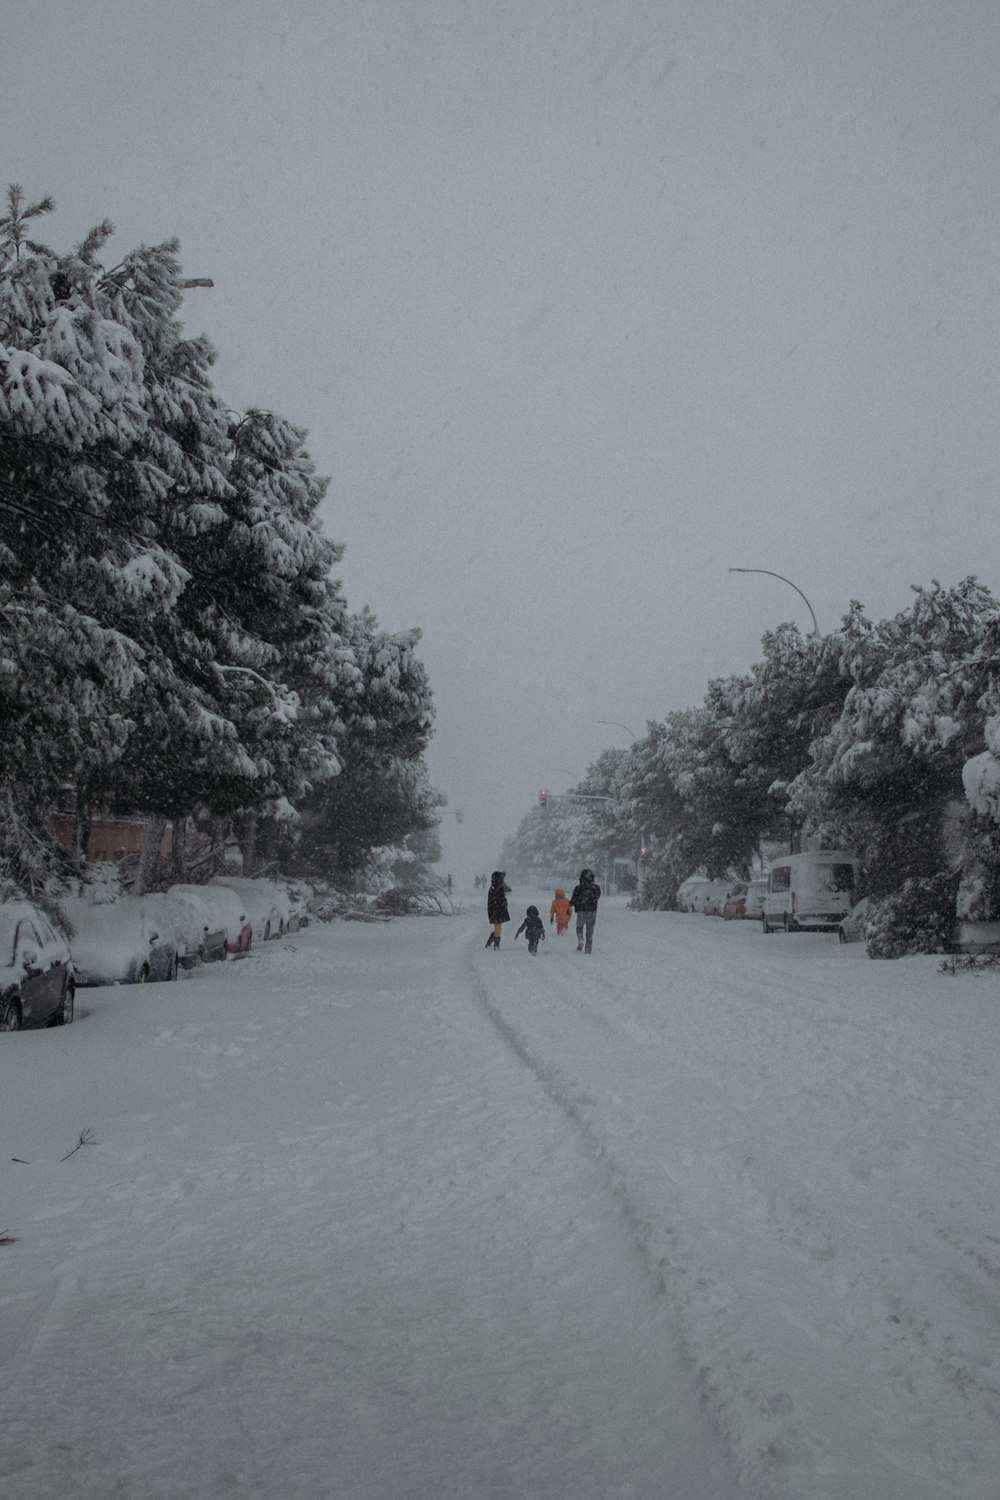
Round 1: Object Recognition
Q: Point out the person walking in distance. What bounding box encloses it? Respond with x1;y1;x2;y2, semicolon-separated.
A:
514;905;546;955
485;870;511;949
570;867;601;953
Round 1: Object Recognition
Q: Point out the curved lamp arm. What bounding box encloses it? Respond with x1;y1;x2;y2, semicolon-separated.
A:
596;719;638;741
728;568;819;637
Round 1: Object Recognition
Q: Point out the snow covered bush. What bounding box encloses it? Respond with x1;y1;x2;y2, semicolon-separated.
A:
632;864;677;912
864;873;959;958
963;711;1000;819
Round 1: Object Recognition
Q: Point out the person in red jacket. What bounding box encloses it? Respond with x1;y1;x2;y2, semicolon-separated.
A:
549;887;572;935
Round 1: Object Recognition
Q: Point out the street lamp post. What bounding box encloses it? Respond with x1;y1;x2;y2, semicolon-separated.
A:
728;568;820;637
596;719;638;741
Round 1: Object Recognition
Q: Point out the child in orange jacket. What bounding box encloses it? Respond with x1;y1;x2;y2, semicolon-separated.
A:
549;888;572;935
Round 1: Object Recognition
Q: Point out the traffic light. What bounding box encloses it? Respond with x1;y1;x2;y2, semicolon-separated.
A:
639;846;647;859
539;789;549;809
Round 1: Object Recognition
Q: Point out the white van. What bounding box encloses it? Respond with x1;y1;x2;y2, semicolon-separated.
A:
761;851;859;933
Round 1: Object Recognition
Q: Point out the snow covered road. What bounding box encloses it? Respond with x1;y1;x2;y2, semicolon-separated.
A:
2;910;735;1500
2;899;999;1498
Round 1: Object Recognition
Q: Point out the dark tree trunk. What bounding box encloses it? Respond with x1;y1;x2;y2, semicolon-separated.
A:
240;810;257;877
171;815;188;884
134;814;167;896
74;787;92;863
210;816;227;875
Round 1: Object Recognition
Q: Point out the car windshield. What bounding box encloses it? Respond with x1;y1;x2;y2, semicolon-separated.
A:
31;912;57;946
829;864;855;892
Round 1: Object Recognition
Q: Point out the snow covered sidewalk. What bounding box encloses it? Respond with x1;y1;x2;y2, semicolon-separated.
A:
1;915;736;1500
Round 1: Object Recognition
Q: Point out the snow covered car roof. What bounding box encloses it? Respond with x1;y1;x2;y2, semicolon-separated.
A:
61;895;177;985
169;883;247;943
209;877;291;938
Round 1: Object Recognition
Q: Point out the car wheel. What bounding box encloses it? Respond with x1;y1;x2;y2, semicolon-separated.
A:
264;921;272;941
139;963;150;983
278;919;285;938
761;914;770;934
170;955;179;981
783;912;796;934
56;983;75;1026
0;994;22;1031
838;927;848;944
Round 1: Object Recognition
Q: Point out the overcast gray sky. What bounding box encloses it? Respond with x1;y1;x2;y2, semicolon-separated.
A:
6;0;1000;881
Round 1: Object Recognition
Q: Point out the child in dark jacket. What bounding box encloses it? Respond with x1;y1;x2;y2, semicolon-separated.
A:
514;905;546;956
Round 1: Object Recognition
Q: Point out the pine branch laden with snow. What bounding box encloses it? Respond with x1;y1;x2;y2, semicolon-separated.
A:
0;184;439;888
962;746;1000;821
531;580;1000;930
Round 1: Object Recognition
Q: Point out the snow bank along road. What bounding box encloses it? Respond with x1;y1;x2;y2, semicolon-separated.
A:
3;901;999;1499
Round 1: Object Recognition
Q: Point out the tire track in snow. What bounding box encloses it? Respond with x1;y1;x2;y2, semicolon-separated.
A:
465;909;1000;1499
465;933;808;1500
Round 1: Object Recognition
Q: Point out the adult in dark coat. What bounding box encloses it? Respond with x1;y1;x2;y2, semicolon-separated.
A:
569;868;601;953
485;870;511;949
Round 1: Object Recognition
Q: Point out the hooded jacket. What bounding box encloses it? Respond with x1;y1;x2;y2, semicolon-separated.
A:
487;872;511;924
515;906;545;942
569;871;601;912
549;889;572;926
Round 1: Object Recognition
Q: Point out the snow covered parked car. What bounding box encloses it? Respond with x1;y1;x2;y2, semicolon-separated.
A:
722;884;749;919
62;894;178;986
721;878;768;920
677;877;714;913
209;877;291;943
0;900;75;1031
160;886;230;966
166;884;248;959
704;882;741;917
206;884;253;953
282;880;312;931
